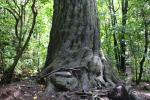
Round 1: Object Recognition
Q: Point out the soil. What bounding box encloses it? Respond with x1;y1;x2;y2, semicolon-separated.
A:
0;79;45;100
0;79;150;100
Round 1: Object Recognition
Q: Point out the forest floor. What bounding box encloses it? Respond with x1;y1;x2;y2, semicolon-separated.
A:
0;78;150;100
0;66;150;100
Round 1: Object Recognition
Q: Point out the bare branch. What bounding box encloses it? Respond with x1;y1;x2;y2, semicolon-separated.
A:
12;0;21;14
114;0;120;12
6;0;20;17
24;0;30;6
21;0;37;52
5;8;17;20
5;8;20;40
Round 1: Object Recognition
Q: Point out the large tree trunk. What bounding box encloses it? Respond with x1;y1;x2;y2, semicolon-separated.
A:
40;0;138;99
43;0;118;90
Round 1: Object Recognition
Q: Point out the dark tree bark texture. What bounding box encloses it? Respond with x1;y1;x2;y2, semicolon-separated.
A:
43;0;119;92
120;0;128;73
108;0;120;70
41;0;138;99
137;9;149;84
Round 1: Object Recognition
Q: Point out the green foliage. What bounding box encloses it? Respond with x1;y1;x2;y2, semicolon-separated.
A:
0;0;53;76
98;0;150;82
15;1;53;75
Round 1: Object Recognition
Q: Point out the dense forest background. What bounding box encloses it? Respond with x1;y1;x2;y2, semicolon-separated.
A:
0;0;149;85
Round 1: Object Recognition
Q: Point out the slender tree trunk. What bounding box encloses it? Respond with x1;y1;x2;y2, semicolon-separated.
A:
137;9;149;84
120;0;128;73
0;52;21;84
0;48;5;74
108;0;120;70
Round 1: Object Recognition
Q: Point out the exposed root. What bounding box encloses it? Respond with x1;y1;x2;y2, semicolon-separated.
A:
40;49;141;100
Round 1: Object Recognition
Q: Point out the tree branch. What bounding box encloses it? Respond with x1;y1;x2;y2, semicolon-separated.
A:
21;0;37;53
12;0;21;15
5;8;20;40
6;0;20;17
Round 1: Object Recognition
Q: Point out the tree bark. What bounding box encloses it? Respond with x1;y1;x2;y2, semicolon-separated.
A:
107;0;120;70
0;47;5;74
41;0;139;99
120;0;128;73
42;0;120;92
137;9;149;84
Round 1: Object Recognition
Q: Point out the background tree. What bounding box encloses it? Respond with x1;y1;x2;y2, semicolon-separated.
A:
127;0;149;84
120;0;128;73
0;0;37;84
0;0;53;84
98;0;149;83
107;0;120;70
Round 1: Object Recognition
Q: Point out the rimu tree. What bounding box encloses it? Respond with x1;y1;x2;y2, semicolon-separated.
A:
40;0;137;99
